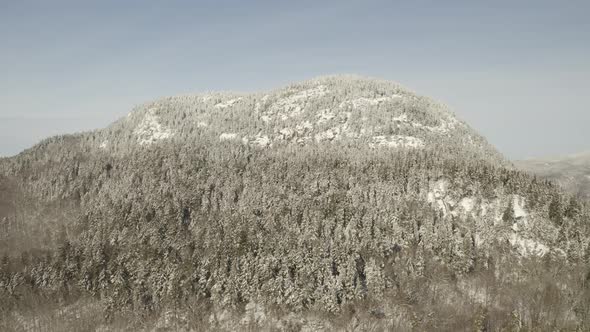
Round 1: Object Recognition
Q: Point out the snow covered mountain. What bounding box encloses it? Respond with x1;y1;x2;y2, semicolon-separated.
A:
2;76;589;331
0;75;578;261
89;75;507;166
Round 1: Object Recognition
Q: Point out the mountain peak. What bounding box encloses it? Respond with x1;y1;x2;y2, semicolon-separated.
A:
93;76;507;166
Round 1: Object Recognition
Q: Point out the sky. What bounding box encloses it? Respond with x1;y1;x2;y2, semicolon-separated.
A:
1;0;589;159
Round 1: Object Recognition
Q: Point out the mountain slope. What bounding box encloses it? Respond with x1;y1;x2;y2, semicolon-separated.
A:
1;76;589;331
516;151;590;199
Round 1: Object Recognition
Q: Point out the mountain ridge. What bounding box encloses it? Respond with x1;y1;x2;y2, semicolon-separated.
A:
10;75;508;170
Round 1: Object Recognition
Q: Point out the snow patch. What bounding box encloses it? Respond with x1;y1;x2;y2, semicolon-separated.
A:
252;134;270;147
392;113;409;122
134;109;174;145
509;233;549;257
266;85;328;120
342;95;403;110
242;133;271;147
513;195;528;219
433;179;450;199
427;179;451;216
219;133;238;141
460;197;475;213
315;129;338;142
289;105;304;117
296;121;313;133
391;112;460;134
370;135;425;149
316;109;335;124
278;128;295;140
215;98;242;109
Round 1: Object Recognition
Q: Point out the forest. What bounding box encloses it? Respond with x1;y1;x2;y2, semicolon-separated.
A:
1;135;590;331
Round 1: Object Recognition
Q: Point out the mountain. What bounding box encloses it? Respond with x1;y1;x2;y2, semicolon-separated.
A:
1;76;589;331
17;75;506;164
516;151;590;199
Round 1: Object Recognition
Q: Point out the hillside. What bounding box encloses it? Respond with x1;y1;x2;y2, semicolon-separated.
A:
1;76;589;331
516;151;590;199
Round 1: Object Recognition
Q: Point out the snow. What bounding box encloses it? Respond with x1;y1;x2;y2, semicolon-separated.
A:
316;109;335;124
341;95;403;110
242;133;271;147
433;179;449;199
370;135;425;149
509;233;549;257
215;98;242;109
201;95;213;102
427;179;451;216
296;121;313;133
289;105;304;117
278;128;295;140
430;117;459;134
133;109;174;145
391;112;460;134
266;85;328;120
423;180;549;258
427;192;435;203
99;140;108;149
315;129;337;142
219;133;238;141
513;195;528;219
392;113;409;122
459;197;475;213
252;134;271;147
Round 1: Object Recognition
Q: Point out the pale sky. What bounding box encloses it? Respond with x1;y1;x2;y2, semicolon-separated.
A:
1;0;589;159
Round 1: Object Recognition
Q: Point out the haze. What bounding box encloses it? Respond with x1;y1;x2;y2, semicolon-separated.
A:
1;0;589;159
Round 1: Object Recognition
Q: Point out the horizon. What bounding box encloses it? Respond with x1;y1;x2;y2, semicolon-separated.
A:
1;1;589;159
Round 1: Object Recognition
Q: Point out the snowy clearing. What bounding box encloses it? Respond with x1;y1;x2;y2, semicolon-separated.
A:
215;98;242;109
134;109;174;145
219;133;238;141
370;135;425;149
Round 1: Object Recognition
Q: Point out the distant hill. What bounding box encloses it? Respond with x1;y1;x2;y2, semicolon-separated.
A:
516;151;590;199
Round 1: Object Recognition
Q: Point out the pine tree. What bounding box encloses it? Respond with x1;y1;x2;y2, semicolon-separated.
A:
549;197;563;225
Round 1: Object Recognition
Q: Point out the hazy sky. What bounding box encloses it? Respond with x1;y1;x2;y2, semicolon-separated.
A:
1;0;589;159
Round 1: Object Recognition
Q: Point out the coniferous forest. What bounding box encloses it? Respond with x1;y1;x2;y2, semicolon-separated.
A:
2;77;590;331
